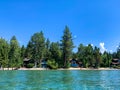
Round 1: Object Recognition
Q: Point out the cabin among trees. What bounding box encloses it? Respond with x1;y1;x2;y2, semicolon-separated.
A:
111;59;120;67
70;59;82;68
23;58;34;68
41;59;48;68
23;58;48;68
23;58;83;68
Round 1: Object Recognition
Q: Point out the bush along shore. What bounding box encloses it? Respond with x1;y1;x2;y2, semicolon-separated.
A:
0;26;120;70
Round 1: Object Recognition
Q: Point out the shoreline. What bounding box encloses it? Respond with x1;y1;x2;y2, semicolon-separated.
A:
59;68;120;70
0;67;120;70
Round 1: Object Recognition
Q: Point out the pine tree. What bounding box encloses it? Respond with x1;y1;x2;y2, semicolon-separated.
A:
50;42;62;67
0;38;9;69
85;44;94;67
30;31;46;67
24;41;33;59
94;46;101;68
44;38;51;59
9;36;21;69
77;44;86;67
61;26;74;68
21;45;26;59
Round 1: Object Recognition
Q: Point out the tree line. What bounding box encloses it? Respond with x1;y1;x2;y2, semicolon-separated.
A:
0;26;120;69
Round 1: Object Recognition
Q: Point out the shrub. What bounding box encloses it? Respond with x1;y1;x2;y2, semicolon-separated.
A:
47;59;58;69
65;61;70;68
26;63;34;68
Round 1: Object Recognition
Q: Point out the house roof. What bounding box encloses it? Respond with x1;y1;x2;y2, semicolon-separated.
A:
112;62;119;65
113;59;119;61
23;58;30;61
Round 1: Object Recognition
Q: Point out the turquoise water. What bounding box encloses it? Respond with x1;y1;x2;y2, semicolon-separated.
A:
0;70;120;90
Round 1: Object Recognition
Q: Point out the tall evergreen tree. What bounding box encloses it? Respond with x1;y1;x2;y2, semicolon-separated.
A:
77;44;94;68
21;45;26;59
50;42;62;67
44;38;51;59
94;46;101;68
61;26;74;68
101;51;108;67
112;52;117;58
9;36;22;68
24;41;33;59
101;51;112;67
77;44;86;67
0;38;9;69
107;53;112;67
85;44;94;67
30;31;45;67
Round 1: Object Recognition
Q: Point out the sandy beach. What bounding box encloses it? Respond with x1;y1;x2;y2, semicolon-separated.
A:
59;67;119;70
0;67;119;70
0;68;47;70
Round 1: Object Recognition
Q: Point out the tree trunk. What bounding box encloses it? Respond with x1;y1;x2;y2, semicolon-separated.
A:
64;53;66;68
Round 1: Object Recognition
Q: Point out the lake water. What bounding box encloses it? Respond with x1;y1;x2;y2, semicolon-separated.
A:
0;70;120;90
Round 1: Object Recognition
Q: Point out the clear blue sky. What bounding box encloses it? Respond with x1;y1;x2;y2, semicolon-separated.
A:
0;0;120;52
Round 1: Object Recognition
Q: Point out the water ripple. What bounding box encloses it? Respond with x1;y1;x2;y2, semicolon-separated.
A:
0;70;120;90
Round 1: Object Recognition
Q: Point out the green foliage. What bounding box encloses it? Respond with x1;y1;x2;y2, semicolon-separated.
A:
116;65;120;69
9;36;22;68
24;41;33;59
65;60;70;68
29;31;46;67
44;38;51;59
21;45;25;59
0;38;9;68
61;26;74;68
1;27;120;69
47;59;58;69
77;44;95;68
101;52;112;67
93;47;101;68
72;52;78;59
77;44;86;67
77;44;102;68
50;42;62;67
26;63;34;68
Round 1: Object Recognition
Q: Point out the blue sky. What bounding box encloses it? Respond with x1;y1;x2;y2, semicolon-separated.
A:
0;0;120;52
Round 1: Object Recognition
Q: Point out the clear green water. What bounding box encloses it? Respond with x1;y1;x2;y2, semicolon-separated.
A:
0;70;120;90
